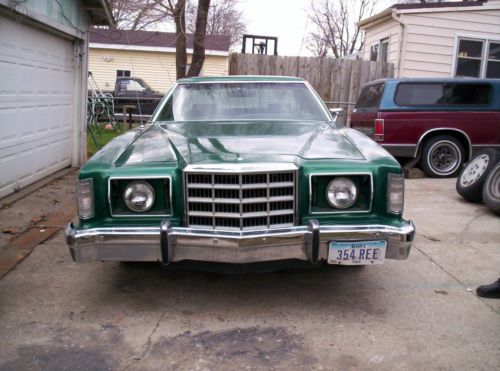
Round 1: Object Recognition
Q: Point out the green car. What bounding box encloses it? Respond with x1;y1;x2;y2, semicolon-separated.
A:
65;76;415;271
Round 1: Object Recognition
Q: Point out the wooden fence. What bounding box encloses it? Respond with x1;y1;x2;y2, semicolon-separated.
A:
228;53;394;125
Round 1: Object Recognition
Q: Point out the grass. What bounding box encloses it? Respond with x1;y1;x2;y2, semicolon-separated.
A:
87;124;123;157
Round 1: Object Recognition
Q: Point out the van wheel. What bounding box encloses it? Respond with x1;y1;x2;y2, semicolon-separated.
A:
420;135;464;178
482;162;500;215
456;149;500;203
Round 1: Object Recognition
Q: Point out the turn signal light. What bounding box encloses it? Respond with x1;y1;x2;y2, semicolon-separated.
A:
77;178;94;219
387;174;404;214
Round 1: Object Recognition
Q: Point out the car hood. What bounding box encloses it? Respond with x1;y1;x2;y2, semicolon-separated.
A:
153;121;365;165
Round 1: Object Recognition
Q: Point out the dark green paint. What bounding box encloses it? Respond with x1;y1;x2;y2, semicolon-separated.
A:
77;79;404;231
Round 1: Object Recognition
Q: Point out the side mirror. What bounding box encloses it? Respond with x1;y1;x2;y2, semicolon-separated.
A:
329;108;345;122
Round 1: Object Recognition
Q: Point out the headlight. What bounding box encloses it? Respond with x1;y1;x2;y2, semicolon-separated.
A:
123;181;155;212
387;173;404;214
326;177;358;209
77;178;94;219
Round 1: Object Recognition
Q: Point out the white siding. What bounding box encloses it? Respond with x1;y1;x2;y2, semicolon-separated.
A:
362;18;401;71
88;48;229;93
361;6;500;78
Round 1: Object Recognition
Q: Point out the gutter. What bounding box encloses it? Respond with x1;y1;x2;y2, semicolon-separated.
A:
391;10;406;78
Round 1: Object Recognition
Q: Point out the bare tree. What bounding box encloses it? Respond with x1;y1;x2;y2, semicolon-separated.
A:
185;0;246;47
109;0;214;79
109;0;164;30
187;0;211;76
307;0;376;58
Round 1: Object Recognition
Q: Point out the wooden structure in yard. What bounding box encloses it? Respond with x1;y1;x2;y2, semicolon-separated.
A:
229;53;394;125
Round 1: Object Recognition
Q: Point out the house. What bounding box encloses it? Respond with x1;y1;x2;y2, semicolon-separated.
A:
88;29;231;93
358;0;500;78
0;0;113;199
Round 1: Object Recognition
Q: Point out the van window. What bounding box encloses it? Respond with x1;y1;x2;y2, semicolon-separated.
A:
355;83;384;112
395;83;491;106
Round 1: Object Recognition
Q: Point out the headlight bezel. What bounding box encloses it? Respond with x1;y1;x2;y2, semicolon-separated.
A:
325;177;359;209
123;180;156;213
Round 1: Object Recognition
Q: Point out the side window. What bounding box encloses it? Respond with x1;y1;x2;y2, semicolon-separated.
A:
395;84;444;106
119;79;146;93
395;83;491;106
156;96;174;121
443;84;490;105
355;83;384;112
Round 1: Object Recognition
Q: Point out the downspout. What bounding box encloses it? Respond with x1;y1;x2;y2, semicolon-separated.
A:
391;10;406;78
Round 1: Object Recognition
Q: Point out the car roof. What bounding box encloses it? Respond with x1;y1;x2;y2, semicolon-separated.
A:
177;75;305;83
366;77;500;86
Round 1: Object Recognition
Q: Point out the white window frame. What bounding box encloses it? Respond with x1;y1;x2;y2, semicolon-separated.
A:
379;37;390;63
452;35;500;78
369;42;379;62
369;36;390;63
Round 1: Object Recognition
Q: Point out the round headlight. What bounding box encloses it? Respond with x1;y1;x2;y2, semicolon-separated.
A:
123;181;155;212
326;177;358;209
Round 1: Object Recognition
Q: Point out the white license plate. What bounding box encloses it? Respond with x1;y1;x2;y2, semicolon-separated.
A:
328;240;386;265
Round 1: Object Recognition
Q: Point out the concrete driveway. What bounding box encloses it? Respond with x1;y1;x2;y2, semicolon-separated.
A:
0;176;498;370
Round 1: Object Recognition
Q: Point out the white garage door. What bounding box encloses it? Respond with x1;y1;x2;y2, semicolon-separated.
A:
0;15;76;198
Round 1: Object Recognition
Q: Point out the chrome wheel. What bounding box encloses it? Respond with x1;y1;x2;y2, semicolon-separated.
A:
459;154;490;187
428;140;461;176
486;165;500;199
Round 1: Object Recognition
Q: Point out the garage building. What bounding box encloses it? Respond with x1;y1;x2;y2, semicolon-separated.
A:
0;0;113;199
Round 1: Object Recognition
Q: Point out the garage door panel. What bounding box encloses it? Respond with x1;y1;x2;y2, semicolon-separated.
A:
0;15;76;199
0;60;18;95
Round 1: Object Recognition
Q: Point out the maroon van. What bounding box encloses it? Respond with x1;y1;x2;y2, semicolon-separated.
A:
350;78;500;177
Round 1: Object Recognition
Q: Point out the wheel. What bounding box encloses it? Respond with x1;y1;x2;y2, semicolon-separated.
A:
482;161;500;215
456;149;500;203
420;135;465;178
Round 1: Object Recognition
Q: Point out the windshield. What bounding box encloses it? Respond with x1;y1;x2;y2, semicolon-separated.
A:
154;82;329;122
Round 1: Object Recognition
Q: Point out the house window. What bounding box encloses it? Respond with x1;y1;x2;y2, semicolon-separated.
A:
370;38;389;62
455;38;500;78
116;70;131;78
370;43;379;62
379;38;389;62
486;42;500;78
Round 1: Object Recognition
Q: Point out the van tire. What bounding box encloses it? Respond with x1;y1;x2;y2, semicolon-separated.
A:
420;135;464;178
456;149;500;203
482;161;500;215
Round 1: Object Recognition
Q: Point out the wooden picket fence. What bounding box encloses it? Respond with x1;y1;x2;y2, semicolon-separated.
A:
228;53;394;125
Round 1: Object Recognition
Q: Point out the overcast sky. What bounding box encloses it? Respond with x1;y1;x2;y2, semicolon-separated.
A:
236;0;397;56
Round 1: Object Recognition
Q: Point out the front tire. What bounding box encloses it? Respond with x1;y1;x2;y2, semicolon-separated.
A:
456;149;500;203
420;135;464;178
482;162;500;215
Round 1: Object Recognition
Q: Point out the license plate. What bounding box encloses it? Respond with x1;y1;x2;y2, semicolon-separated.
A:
328;240;386;265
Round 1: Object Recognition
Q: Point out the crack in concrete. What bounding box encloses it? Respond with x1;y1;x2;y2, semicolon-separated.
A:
459;211;489;237
416;233;441;242
414;245;500;315
121;309;169;371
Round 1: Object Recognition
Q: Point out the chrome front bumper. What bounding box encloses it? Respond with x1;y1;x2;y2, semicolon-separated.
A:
65;220;415;264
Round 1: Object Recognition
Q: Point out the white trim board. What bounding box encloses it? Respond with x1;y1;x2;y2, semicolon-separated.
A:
90;42;230;57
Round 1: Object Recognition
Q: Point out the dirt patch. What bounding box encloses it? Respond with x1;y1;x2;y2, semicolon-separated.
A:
138;326;316;370
0;345;113;371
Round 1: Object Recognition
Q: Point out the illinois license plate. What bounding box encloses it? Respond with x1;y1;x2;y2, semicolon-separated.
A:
328;240;387;265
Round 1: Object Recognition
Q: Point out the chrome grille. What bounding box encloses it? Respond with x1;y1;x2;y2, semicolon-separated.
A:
185;170;296;230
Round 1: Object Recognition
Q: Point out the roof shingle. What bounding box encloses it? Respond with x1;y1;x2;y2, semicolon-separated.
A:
90;28;230;52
